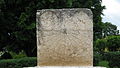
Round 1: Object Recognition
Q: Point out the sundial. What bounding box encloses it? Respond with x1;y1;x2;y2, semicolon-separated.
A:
37;9;93;66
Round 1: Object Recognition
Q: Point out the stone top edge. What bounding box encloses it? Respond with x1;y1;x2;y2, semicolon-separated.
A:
37;8;90;12
36;8;93;19
37;8;92;14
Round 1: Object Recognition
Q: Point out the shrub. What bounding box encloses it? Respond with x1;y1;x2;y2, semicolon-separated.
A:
98;61;109;68
104;52;120;68
93;52;103;66
94;36;120;68
10;51;27;59
95;36;120;52
106;36;120;51
95;38;107;52
0;57;37;68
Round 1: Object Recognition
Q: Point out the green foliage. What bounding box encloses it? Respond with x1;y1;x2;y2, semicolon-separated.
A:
95;38;107;52
10;51;27;59
94;36;120;67
103;52;120;68
0;57;37;68
98;61;109;68
94;22;119;40
17;13;28;28
0;0;37;56
106;36;120;51
102;22;119;38
93;52;103;66
95;36;120;52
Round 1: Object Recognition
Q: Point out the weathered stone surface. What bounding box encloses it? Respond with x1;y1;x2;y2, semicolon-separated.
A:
36;8;93;66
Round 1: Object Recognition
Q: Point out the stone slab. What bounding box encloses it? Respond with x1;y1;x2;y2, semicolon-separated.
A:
36;8;93;66
24;66;106;68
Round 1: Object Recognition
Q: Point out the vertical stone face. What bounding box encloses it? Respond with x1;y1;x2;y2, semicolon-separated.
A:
36;8;93;66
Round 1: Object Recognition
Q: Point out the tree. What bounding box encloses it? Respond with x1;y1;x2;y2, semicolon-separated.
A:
102;22;119;38
0;0;36;56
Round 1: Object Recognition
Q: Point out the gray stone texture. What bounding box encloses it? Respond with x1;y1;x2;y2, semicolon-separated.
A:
36;8;93;66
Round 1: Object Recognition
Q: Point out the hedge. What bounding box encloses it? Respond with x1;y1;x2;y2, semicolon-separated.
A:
0;57;37;68
106;36;120;51
98;61;109;68
103;52;120;68
95;36;120;52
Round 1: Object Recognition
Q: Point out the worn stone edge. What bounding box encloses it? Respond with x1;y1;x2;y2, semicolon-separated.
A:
36;8;93;20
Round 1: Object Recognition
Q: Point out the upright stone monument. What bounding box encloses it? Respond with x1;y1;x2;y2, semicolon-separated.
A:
24;8;106;68
37;8;93;66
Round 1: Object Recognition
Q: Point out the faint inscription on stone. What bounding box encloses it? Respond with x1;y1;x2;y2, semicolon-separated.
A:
36;8;93;66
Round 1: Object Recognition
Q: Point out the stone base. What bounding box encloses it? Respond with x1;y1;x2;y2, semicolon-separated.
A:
23;66;106;68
